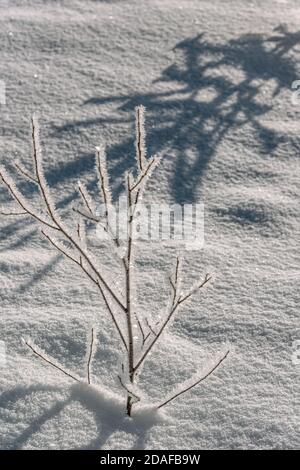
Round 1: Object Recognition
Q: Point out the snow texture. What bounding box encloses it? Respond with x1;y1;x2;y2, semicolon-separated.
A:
0;0;299;450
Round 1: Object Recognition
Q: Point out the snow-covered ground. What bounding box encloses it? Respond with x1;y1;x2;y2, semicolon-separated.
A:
0;0;299;450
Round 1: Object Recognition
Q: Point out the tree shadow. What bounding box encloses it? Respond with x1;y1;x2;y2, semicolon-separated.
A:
52;25;300;203
1;382;165;450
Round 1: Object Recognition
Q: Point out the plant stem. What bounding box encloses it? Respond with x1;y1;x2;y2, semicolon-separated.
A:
125;174;134;416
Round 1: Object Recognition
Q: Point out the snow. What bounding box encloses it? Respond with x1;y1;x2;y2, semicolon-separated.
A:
0;0;299;450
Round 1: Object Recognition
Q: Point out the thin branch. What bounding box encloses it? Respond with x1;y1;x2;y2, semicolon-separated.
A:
175;256;180;285
130;155;159;192
124;171;136;416
134;273;211;373
42;226;126;358
0;167;59;230
134;312;146;343
28;121;126;312
134;313;152;346
178;274;212;305
41;233;127;352
73;206;99;223
42;230;103;296
24;339;80;382
30;115;59;225
74;206;121;254
78;258;99;286
41;230;79;266
97;281;128;352
135;105;146;172
0;209;28;216
61;228;126;312
146;318;158;337
87;327;95;385
78;181;94;214
95;145;111;226
15;161;38;184
158;350;230;409
169;275;176;293
117;375;140;403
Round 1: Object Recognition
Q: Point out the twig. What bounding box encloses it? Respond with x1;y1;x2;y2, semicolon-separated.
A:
15;161;38;184
134;272;211;373
158;350;230;409
24;339;79;382
0;167;59;230
78;182;94;214
73;206;99;222
41;229;127;352
0;209;27;216
97;280;128;352
87;327;95;385
178;274;212;305
118;375;140;403
146;318;158;337
175;257;180;285
134;312;146;343
41;230;79;266
135;105;146;172
95;145;111;227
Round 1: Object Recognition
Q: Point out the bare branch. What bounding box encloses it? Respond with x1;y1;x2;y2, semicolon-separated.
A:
73;206;99;223
41;229;79;266
30;115;60;225
134;272;211;373
178;273;212;305
169;256;181;305
41;229;127;352
0;208;28;216
145;318;158;337
15;161;38;184
118;375;140;403
95;145;112;226
0;165;59;230
134;313;152;346
135;105;146;172
78;181;94;214
78;258;99;286
130;154;160;192
134;302;178;373
158;350;230;409
175;256;180;285
134;312;146;343
26;119;126;312
86;327;95;385
24;339;80;382
0;109;224;418
97;281;128;352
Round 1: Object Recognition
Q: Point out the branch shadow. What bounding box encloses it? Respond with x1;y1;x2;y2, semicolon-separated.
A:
52;25;300;203
1;382;164;450
2;25;298;255
14;253;61;295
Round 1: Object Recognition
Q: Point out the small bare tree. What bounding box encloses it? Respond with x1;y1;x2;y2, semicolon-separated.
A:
0;107;229;417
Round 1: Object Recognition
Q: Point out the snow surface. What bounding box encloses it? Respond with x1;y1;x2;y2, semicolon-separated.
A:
0;0;299;450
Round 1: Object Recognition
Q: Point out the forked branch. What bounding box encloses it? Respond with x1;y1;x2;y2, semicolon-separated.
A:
24;339;80;382
86;327;96;385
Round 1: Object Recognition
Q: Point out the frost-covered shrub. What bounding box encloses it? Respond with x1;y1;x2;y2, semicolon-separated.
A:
0;108;229;417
